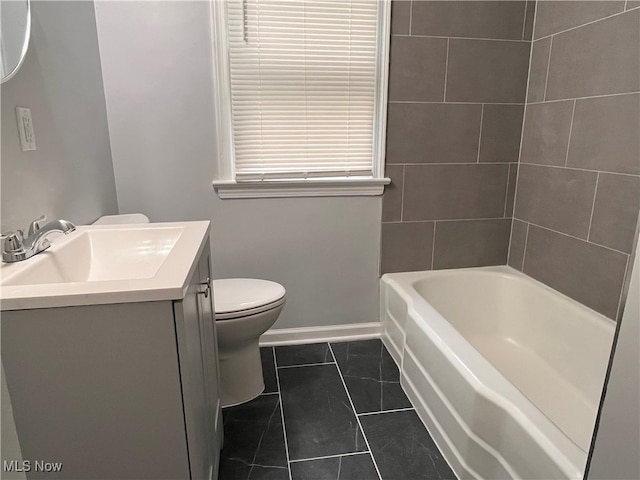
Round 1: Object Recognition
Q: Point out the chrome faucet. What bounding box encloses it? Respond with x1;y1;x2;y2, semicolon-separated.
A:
2;218;76;263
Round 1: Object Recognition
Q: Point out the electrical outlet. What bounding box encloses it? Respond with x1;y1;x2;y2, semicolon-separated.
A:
16;107;37;151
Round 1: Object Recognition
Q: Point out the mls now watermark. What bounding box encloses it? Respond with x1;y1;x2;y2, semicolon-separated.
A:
3;460;63;473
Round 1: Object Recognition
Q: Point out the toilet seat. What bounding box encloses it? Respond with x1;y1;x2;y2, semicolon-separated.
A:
213;278;286;321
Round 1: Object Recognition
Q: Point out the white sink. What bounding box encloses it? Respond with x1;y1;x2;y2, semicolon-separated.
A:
0;221;210;310
3;227;183;285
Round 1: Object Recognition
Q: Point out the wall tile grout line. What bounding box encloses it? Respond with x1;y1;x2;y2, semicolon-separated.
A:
272;347;293;480
400;165;406;222
542;35;553;101
521;222;531;271
564;99;577;167
514;216;631;256
289;451;372;464
518;161;640;178
521;1;529;41
507;0;538;264
526;90;640;105
430;222;437;270
615;255;631;321
388;161;517;166
503;164;512;218
383;217;511;224
443;38;450;102
408;0;412;36
389;100;526;106
391;33;529;43
328;343;384;480
533;6;635;43
586;172;601;241
476;104;484;163
277;362;336;369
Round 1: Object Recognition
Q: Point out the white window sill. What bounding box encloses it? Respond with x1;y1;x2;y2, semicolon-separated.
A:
212;178;391;199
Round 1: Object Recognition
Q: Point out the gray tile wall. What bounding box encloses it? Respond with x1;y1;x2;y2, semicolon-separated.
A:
382;0;532;274
509;3;640;319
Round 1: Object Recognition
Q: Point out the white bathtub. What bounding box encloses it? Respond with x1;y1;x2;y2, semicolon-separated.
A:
380;266;615;480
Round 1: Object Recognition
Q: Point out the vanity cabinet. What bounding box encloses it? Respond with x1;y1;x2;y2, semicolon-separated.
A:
1;242;222;480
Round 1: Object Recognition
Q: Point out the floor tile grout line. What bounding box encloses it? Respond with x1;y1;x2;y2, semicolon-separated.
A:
357;407;415;417
277;361;336;369
289;451;371;464
328;343;384;480
272;347;293;480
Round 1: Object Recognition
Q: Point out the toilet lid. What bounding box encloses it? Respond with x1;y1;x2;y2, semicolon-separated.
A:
212;278;286;315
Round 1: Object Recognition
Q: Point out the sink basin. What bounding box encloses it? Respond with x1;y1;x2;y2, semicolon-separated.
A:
0;221;210;310
3;227;183;286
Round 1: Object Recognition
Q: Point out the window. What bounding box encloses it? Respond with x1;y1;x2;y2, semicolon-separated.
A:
211;0;391;198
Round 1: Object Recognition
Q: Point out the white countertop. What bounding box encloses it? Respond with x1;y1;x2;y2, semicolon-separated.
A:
0;221;210;311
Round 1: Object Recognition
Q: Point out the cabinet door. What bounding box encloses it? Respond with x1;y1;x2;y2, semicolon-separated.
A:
174;247;221;480
195;251;222;478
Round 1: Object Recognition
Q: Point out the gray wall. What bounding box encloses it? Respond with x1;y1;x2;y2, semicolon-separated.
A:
94;1;381;331
0;1;118;232
381;1;533;273
509;2;640;319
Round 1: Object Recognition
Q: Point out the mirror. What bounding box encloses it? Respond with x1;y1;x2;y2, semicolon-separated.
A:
0;0;31;83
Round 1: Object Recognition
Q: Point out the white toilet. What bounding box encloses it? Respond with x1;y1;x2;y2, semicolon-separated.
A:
93;214;286;407
213;278;285;407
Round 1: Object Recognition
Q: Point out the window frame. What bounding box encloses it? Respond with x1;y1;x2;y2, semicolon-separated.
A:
210;0;391;199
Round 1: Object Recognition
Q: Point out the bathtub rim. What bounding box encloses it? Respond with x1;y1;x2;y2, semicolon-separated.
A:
380;265;615;479
383;265;615;328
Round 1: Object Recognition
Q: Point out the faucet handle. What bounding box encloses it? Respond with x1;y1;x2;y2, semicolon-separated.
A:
2;231;25;253
28;215;47;236
1;231;27;263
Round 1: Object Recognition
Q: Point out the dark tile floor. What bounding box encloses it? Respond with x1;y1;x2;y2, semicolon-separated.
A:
219;339;456;480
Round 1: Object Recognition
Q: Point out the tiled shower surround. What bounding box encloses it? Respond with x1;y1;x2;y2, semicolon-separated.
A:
382;0;534;272
508;3;640;320
382;1;640;320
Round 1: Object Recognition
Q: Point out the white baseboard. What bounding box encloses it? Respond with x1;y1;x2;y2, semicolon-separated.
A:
259;322;381;347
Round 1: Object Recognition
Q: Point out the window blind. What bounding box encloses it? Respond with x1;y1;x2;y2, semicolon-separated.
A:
225;0;380;181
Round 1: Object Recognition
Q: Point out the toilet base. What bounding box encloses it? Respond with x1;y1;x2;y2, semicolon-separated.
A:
216;303;284;407
218;341;265;407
